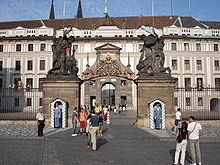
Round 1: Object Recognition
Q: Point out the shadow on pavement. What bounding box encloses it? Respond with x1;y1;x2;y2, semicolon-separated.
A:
97;138;108;150
169;149;175;162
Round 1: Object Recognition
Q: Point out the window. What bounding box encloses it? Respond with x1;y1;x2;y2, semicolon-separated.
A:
27;60;33;70
16;44;21;51
186;97;191;106
121;80;126;85
198;97;203;106
90;80;96;85
175;78;178;88
28;44;33;51
39;98;42;106
215;60;220;70
215;78;220;88
197;78;203;90
184;60;190;70
174;97;178;106
14;78;21;88
40;43;46;51
185;78;191;89
73;45;78;52
196;60;202;70
121;96;127;105
15;60;21;71
0;78;2;88
27;98;32;106
26;78;33;88
39;60;45;70
214;44;219;51
139;44;144;51
172;60;177;70
184;43;189;51
196;43;201;51
0;61;2;71
0;45;3;52
171;43;177;51
15;98;19;107
102;90;107;95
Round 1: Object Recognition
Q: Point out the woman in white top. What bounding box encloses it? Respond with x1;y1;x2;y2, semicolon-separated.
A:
36;108;45;137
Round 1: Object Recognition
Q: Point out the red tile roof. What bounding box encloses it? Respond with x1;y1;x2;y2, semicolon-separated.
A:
0;16;218;30
0;16;177;30
201;21;220;29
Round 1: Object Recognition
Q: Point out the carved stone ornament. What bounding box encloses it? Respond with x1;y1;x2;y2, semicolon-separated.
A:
47;28;80;80
136;26;171;77
81;43;136;80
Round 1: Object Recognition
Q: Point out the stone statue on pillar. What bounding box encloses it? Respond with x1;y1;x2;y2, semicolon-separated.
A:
47;28;79;80
136;26;171;77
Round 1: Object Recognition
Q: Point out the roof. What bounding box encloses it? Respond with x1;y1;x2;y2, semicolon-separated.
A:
0;16;219;30
201;21;220;29
180;17;207;29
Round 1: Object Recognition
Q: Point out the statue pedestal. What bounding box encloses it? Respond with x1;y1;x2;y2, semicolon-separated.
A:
40;78;82;127
134;76;177;128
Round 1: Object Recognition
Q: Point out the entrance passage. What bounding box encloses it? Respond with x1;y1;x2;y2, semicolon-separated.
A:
101;83;115;105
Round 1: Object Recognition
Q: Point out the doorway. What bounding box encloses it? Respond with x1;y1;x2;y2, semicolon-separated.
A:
101;83;115;106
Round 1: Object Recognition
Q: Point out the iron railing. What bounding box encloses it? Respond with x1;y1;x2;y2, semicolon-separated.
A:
0;87;220;120
174;88;220;120
0;88;43;120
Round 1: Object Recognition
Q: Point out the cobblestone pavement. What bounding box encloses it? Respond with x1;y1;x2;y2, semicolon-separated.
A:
0;111;220;165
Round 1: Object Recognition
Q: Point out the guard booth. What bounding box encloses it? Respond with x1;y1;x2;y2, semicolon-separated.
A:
149;99;165;129
50;98;67;128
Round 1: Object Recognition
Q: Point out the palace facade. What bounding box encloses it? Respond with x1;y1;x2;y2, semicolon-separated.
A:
0;1;220;113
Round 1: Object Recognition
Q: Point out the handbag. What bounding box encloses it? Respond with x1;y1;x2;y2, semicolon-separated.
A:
176;128;183;143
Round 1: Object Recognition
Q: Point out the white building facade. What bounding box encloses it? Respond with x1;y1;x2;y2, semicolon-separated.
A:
0;16;220;112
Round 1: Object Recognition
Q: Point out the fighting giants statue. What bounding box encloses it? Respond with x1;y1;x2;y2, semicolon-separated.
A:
47;28;79;79
136;26;171;77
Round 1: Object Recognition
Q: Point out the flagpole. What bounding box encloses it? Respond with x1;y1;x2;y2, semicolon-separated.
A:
152;0;155;28
189;0;192;16
63;1;66;34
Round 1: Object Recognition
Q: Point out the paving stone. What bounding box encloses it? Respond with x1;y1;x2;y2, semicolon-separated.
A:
0;111;219;165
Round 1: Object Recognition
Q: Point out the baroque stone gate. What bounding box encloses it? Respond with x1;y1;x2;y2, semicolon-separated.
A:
82;43;136;110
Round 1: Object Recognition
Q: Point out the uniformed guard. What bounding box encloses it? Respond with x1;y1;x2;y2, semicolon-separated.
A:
54;103;62;128
153;104;162;129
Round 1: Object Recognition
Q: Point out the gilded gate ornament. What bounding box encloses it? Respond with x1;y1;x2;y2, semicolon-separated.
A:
81;43;135;80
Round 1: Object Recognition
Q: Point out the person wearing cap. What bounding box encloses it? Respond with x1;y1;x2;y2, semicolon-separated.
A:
53;103;62;128
153;104;162;129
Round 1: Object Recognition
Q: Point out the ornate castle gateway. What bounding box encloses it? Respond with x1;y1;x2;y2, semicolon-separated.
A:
82;43;136;109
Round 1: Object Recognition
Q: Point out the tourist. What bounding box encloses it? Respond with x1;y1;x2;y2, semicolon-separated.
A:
187;116;203;165
94;104;101;115
79;108;87;134
98;112;103;136
53;103;62;128
103;105;108;122
174;121;188;165
72;107;78;136
86;112;92;148
175;108;182;126
89;111;99;151
36;108;45;137
172;108;182;134
108;104;111;111
153;104;162;129
118;104;122;114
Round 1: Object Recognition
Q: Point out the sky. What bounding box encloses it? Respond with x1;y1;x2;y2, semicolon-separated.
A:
0;0;219;22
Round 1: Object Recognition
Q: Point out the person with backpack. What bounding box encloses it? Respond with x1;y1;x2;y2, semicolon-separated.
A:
174;121;188;165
